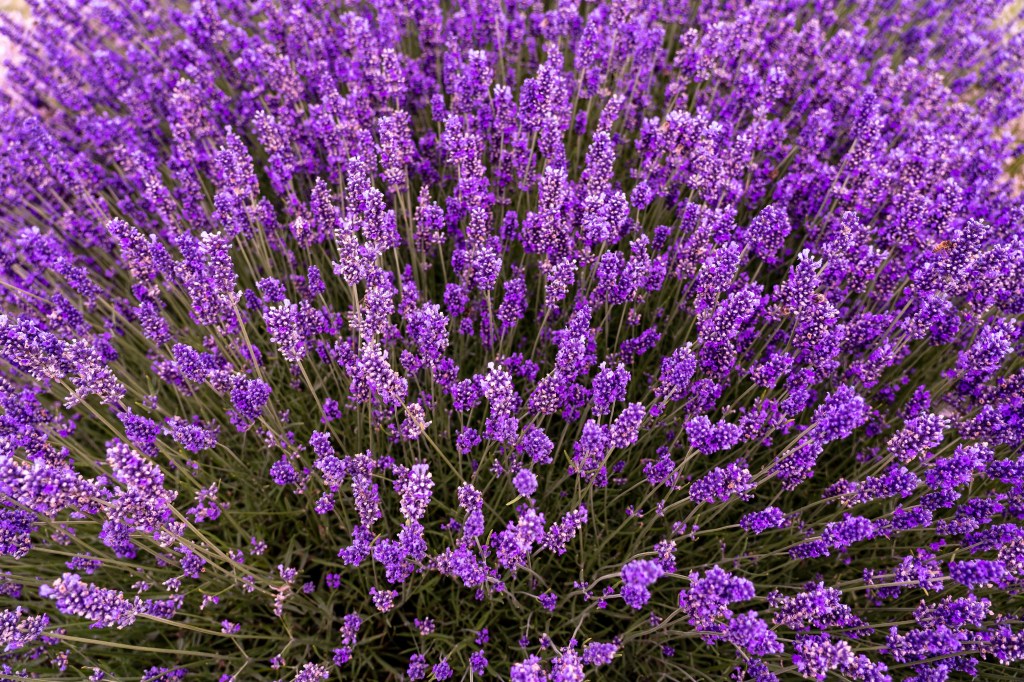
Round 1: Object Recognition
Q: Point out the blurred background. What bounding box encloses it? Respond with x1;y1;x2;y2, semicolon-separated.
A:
0;1;27;71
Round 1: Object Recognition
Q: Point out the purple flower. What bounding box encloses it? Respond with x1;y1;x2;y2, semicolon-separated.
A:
551;648;584;682
407;653;429;681
2;1;1023;679
511;655;549;682
40;574;140;629
0;607;49;653
592;362;629;415
229;378;271;431
0;508;35;560
293;663;329;682
369;587;398;613
164;416;219;453
726;611;784;656
581;641;618;667
432;660;453;680
746;204;792;264
395;463;434;523
543;506;588;555
621;559;665;610
690;460;755;504
685;416;743;455
513;469;539;497
740;507;789;535
792;634;855;681
678;567;755;630
470;650;489;675
948;559;1007;589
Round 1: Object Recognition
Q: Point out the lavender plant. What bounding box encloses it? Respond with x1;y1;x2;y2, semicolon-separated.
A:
0;0;1023;680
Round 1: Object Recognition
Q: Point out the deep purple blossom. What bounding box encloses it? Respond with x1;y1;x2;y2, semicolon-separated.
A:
1;1;1023;680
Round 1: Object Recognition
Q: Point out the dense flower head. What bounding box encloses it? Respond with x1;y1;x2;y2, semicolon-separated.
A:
678;567;756;631
621;559;666;609
0;0;1023;679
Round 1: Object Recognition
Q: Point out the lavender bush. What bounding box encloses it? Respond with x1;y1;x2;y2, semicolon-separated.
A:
0;0;1023;679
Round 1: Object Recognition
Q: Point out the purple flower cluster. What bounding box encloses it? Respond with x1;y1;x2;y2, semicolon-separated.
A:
0;0;1023;679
